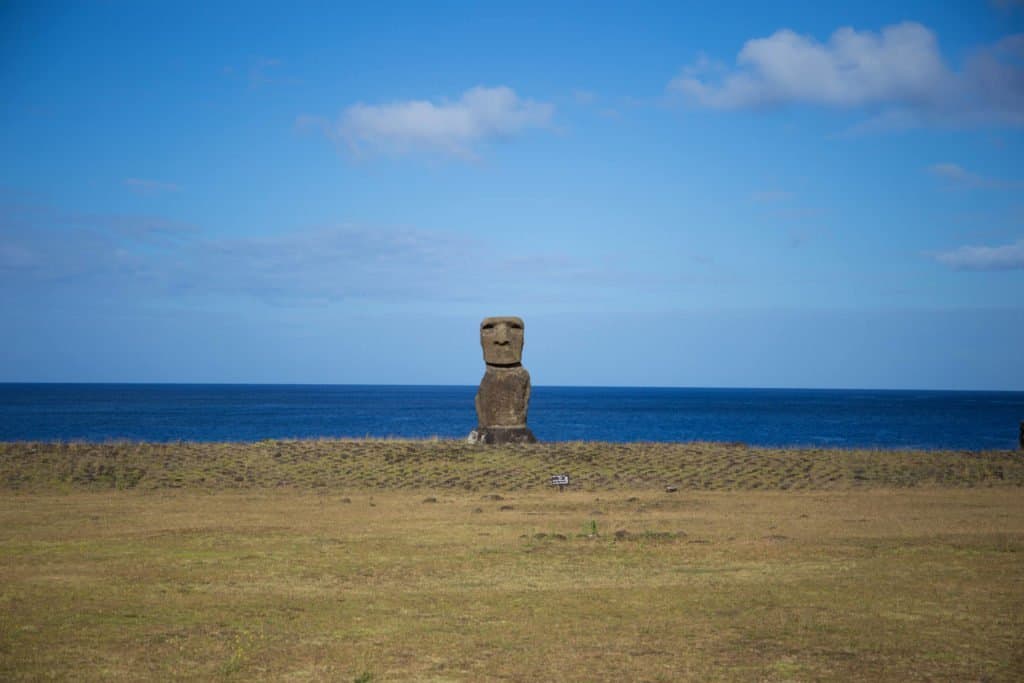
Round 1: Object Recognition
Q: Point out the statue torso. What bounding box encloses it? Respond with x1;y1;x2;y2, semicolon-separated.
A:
475;366;531;428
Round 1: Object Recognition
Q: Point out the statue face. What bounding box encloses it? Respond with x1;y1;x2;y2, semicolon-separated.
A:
480;316;524;366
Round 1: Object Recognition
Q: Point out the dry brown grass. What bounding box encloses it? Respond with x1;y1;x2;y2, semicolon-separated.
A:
0;488;1022;680
1;441;1022;680
2;439;1022;492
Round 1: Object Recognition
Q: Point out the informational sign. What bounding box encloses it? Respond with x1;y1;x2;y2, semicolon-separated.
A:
549;474;570;491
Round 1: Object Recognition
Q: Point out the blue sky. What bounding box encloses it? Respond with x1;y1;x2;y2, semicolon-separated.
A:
1;1;1022;389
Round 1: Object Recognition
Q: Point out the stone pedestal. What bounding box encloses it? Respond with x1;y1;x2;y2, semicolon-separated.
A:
467;425;537;445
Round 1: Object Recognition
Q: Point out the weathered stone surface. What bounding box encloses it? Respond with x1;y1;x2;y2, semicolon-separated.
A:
468;316;537;444
476;365;530;428
479;316;525;366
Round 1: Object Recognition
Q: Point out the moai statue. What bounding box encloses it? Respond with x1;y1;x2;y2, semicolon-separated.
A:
467;316;538;444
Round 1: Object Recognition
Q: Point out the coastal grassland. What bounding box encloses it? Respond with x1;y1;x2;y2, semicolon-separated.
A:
1;442;1023;680
0;487;1022;681
2;439;1023;492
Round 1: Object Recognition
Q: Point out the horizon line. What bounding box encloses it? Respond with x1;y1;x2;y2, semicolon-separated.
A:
1;381;1022;393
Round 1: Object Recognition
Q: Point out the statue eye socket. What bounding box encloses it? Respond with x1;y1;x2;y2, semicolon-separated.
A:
510;324;523;331
482;324;495;331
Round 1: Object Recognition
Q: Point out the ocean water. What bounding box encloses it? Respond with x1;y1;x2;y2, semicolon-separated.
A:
0;384;1021;450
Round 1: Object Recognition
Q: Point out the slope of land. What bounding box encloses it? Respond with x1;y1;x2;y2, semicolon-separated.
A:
2;439;1022;492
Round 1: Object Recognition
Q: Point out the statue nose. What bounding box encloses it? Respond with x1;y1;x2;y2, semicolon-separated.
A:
495;328;510;344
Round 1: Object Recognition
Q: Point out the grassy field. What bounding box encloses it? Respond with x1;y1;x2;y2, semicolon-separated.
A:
1;441;1023;681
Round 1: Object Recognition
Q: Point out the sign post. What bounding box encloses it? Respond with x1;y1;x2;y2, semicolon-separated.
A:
549;474;570;492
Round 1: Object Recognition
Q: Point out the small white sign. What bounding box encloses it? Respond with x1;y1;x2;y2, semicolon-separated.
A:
550;474;570;487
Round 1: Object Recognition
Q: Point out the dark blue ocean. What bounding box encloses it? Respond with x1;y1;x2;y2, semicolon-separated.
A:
0;384;1021;450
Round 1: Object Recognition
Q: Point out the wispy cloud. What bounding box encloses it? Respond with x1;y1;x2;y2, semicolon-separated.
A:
0;208;481;302
669;23;1024;129
772;207;823;219
571;89;597;105
750;190;794;203
0;202;198;289
123;178;180;195
932;238;1024;270
249;57;282;87
786;228;818;248
928;163;1024;189
748;190;827;247
220;57;290;88
306;86;554;160
0;199;654;306
0;200;195;240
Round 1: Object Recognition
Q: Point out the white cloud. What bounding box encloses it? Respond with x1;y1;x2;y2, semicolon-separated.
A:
928;162;1024;189
933;239;1024;270
671;23;947;108
670;23;1024;128
333;86;554;159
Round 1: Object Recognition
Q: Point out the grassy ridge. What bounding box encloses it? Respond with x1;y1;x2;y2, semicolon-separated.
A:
1;439;1022;492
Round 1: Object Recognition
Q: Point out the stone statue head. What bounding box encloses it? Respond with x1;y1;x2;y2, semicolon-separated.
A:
480;316;524;367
